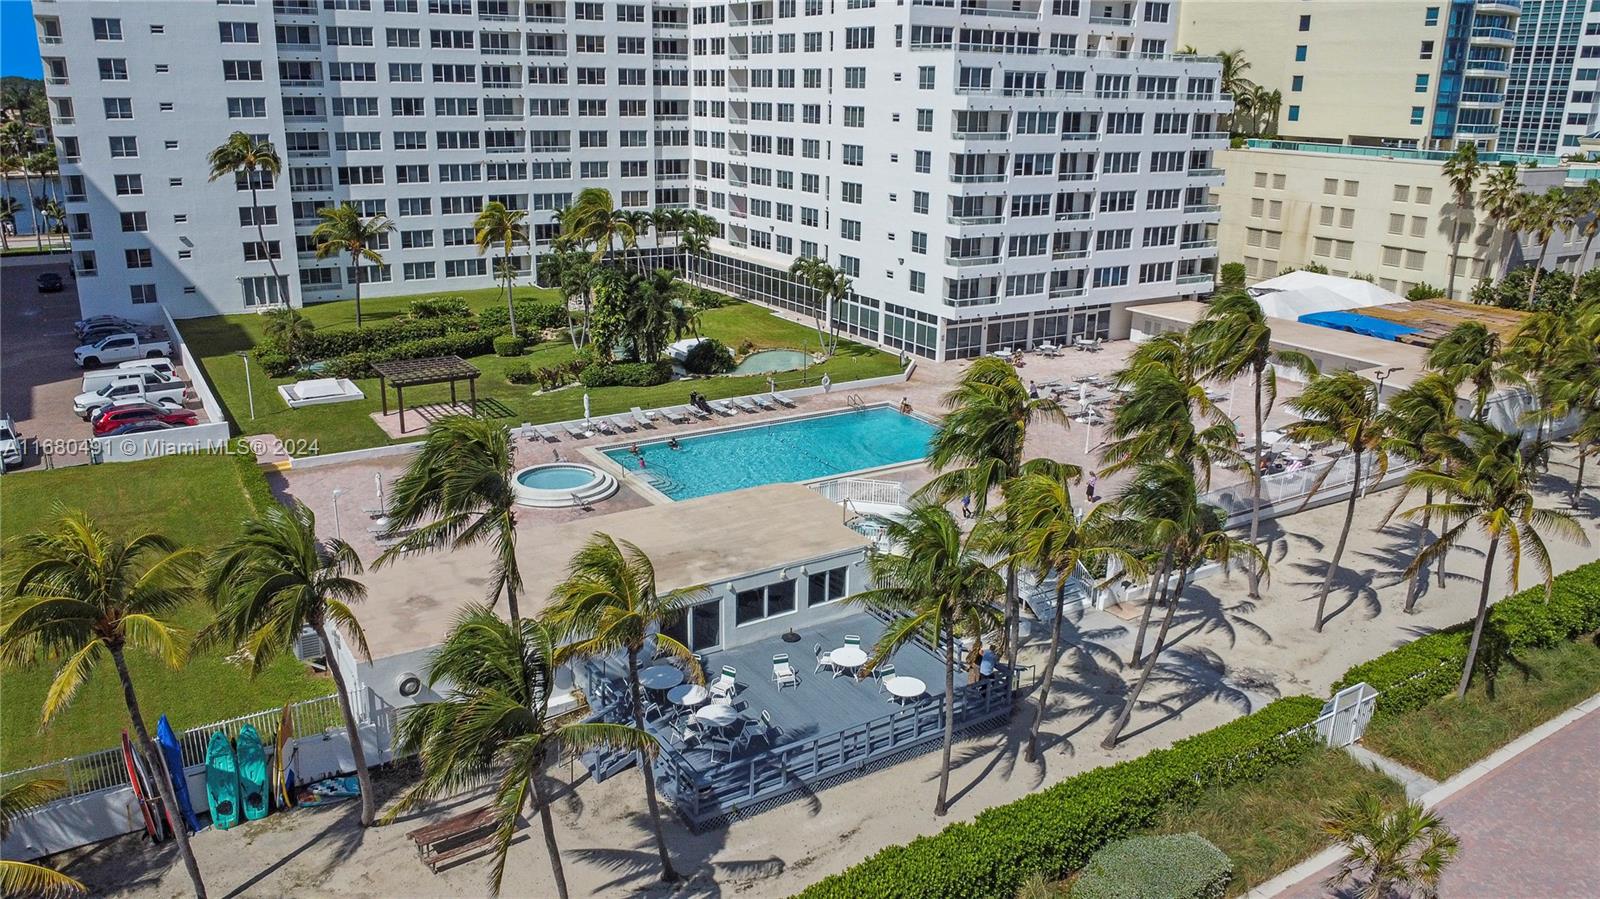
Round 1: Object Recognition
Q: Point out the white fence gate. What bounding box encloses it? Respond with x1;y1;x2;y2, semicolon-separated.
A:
1314;682;1378;747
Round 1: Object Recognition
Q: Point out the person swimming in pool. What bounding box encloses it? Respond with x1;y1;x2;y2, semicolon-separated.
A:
638;456;648;470
629;442;641;456
668;436;681;450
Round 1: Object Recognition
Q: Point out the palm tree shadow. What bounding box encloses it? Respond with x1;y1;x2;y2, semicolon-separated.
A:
1035;651;1131;757
1117;647;1277;743
1160;586;1274;652
1288;560;1384;626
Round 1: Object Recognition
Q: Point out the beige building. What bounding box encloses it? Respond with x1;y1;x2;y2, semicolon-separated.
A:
1219;142;1522;297
1179;0;1515;149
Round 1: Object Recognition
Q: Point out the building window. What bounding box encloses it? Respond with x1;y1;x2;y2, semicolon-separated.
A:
1411;106;1425;125
807;567;848;606
1424;6;1439;26
1420;40;1434;60
1294;45;1307;62
1291;75;1303;92
130;284;158;304
735;579;797;625
1287;105;1300;122
1415;74;1429;93
1298;14;1310;31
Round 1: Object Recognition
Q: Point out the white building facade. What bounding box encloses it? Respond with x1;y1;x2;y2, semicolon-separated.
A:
37;0;1224;359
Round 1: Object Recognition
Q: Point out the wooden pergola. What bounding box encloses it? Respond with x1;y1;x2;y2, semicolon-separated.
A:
372;356;482;434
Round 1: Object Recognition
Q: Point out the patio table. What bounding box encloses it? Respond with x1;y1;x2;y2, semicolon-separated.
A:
829;645;868;675
668;684;708;707
640;665;686;692
693;704;740;730
885;676;927;703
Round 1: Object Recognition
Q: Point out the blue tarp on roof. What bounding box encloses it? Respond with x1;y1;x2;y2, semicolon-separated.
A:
1298;310;1421;342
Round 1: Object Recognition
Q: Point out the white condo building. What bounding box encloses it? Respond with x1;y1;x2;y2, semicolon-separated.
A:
36;0;1226;360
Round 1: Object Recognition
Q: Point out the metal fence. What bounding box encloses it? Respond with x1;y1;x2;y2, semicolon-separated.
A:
1202;452;1416;529
0;694;344;800
810;476;910;508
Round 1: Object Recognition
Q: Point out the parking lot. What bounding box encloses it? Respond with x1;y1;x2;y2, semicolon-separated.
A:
1;257;202;471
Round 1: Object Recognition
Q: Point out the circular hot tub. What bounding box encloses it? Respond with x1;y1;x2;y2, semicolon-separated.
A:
512;463;618;508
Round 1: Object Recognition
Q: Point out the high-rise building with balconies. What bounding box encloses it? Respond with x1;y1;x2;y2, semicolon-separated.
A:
36;0;1225;359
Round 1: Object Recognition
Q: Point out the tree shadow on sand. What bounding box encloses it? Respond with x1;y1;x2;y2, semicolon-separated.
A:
565;804;786;898
1117;646;1278;744
1287;558;1385;628
1159;586;1275;653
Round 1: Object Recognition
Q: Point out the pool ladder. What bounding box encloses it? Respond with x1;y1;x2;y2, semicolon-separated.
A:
846;394;866;411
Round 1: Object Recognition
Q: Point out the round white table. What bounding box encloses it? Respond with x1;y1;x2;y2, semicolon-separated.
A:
668;683;708;707
830;645;868;673
639;665;685;691
885;676;927;703
693;703;739;730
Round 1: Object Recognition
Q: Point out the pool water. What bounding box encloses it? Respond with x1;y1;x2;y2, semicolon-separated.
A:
605;407;936;500
731;349;810;374
517;464;600;490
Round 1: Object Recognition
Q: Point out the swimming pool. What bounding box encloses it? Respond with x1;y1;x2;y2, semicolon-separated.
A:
603;406;936;500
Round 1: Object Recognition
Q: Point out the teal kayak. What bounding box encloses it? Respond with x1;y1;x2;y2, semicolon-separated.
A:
204;731;240;831
236;724;269;821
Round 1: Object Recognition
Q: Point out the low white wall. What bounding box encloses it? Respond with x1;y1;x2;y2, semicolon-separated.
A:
163;309;227;425
90;420;233;463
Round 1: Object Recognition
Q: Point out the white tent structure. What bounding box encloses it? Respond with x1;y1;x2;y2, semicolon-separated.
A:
1245;271;1401;320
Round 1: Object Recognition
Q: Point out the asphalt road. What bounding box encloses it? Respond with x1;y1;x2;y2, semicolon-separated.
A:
2;257;97;470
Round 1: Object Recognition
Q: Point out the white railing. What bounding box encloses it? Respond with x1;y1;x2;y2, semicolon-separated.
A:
1201;452;1416;529
810;476;909;509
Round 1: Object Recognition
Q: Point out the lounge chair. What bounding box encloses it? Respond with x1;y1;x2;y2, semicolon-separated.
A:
709;665;738;700
592;418;617;435
611;414;636;432
770;392;797;408
562;421;587;439
661;406;690;424
710;400;736;416
630;407;655;428
752;394;777;410
732;397;759;413
686;403;712;420
534;425;558;442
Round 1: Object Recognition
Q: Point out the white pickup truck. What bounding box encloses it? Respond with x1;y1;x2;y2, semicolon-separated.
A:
81;358;178;393
74;329;173;368
74;372;192;420
0;414;21;472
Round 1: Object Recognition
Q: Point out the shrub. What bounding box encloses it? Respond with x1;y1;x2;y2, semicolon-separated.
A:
677;285;736;309
797;696;1323;899
493;334;527;357
1072;834;1232;899
579;359;674;388
505;364;536;385
324;329;508;379
299;316;479;361
1333;560;1600;717
683;338;735;375
409;296;472;319
1219;262;1247;290
478;300;570;331
253;350;296;378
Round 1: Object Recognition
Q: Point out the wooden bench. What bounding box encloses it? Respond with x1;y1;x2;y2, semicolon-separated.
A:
405;807;502;873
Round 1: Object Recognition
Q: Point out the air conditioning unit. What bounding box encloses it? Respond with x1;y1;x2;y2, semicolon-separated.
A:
292;626;324;663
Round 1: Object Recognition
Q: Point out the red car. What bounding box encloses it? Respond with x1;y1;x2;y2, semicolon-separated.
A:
91;403;197;436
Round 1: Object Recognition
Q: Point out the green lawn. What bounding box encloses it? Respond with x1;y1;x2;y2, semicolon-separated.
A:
1147;746;1406;896
1360;638;1600;780
182;287;903;455
0;454;332;771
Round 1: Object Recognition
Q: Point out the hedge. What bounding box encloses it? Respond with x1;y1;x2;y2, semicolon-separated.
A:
1072;833;1232;899
1333;560;1600;717
408;296;472;319
579;359;674;388
684;338;735;375
323;329;508;379
796;696;1323;899
493;334;526;357
478;300;571;332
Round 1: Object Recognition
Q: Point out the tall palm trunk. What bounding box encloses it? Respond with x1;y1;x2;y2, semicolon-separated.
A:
247;179;287;307
625;649;678;882
1025;581;1068;763
529;772;570;899
1447;220;1464;300
504;579;522;624
933;627;956;816
1129;549;1174;667
1147;568;1192;663
1456;536;1500;698
503;250;519;338
350;252;364;329
1102;573;1184;749
313;622;376;827
1004;562;1020;686
1574;449;1589;508
1527;239;1553;307
1248;365;1265;600
1404;488;1433;614
23;171;42;249
1314;449;1362;632
1571;228;1599;307
111;647;207;899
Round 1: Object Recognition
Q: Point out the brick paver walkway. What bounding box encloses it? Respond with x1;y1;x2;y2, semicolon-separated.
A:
1279;707;1600;898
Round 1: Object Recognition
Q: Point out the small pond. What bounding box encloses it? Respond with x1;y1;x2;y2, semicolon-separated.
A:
731;349;810;375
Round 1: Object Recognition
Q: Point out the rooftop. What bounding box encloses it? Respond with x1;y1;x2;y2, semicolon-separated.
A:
356;482;871;658
1240;138;1559;168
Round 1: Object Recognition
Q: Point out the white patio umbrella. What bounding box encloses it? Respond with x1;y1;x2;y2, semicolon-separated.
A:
583;392;591;423
374;472;384;510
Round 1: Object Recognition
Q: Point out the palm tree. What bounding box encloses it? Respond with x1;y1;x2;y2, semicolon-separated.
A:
1;779;88;898
1285;371;1390;632
1099;361;1241;486
1402;420;1588;697
202;501;376;827
474;201;530;336
1323;793;1459;899
679;230;709;283
633;268;679;361
1003;463;1135;762
18;148;49;251
207;132;287;306
387;606;654;899
619;209;654;269
1427;321;1503;420
39;199;65;239
311;204;394;329
1479;164;1525;280
543;535;705;883
669;300;702;340
1193;291;1318;598
0;195;20;251
1442;143;1482;300
261;307;314;359
1100;462;1258;748
651;207;686;264
0;512;208;898
921;357;1068;679
851;503;1005;815
1217;49;1255;133
1550;300;1600;504
376;416;524;618
1380;374;1462;613
788;255;835;351
559;187;636;263
1517;189;1570;307
1566;179;1600;307
1501;309;1568;456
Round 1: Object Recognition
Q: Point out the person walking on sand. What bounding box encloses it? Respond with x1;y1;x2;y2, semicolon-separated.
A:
960;494;973;519
1085;472;1098;503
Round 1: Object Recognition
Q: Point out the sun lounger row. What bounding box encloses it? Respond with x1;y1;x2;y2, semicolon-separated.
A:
520;393;798;443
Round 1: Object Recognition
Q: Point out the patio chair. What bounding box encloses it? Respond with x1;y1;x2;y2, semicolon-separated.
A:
535;425;558;442
710;400;737;416
814;643;837;676
732;397;759;413
745;710;777;750
709;665;738;700
770;392;797;408
685;403;713;420
591;418;616;435
843;634;862;646
876;663;897;693
709;735;737;762
662;406;690;424
562;422;587;439
612;414;637;433
674;720;703;748
752;394;777;410
772;654;799;690
630;407;656;428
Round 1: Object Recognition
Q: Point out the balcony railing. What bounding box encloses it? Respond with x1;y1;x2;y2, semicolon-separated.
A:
1470;26;1517;42
1049;286;1087;299
1184;203;1222;214
947;214;1003;225
950;173;1006;183
1180;239;1218;250
526;15;564;23
1192;131;1229;140
946;255;1001;267
1465;59;1509;72
953;130;1009;140
1187;167;1225;177
1056;210;1092;221
1060;131;1100;141
1459;92;1504;105
1058;172;1096;182
1088;15;1134;25
1052;248;1089;260
46;76;68;86
944;294;1000;307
